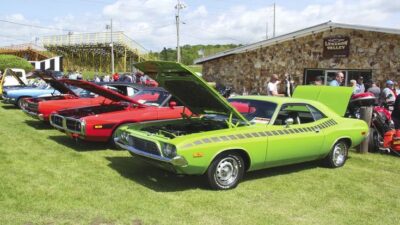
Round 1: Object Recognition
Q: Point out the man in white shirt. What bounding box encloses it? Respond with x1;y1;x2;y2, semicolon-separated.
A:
266;74;284;97
381;80;396;103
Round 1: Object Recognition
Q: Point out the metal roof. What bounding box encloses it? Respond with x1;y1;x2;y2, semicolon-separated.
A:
194;21;400;64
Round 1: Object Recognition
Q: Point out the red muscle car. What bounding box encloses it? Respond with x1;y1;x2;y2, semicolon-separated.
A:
49;86;189;145
21;77;142;121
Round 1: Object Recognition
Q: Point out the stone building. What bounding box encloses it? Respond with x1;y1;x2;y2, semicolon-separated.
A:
194;21;400;94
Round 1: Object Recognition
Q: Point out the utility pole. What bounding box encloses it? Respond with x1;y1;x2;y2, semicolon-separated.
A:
273;3;276;38
106;19;115;74
175;0;186;63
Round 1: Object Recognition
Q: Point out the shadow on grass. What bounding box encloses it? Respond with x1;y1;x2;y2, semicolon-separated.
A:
243;161;321;182
25;120;53;130
48;135;110;152
106;156;326;192
106;156;205;192
1;105;18;110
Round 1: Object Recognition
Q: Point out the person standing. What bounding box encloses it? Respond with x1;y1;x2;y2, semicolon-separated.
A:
113;72;119;82
355;76;365;93
381;80;396;104
103;74;110;82
266;74;284;97
367;81;381;104
349;79;357;94
329;72;344;86
314;76;323;85
283;73;295;97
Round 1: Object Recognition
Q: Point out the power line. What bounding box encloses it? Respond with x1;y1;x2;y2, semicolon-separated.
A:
0;19;72;32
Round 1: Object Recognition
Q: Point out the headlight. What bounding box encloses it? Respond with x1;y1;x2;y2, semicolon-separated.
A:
80;119;86;131
120;132;129;143
162;143;177;158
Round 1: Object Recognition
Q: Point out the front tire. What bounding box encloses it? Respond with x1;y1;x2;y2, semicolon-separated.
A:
324;140;348;168
17;97;27;109
206;153;244;190
110;125;124;150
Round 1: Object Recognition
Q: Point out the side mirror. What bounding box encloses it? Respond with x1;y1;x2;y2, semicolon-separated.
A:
284;118;294;128
169;101;177;108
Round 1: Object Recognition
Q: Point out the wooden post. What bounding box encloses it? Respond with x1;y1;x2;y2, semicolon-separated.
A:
358;106;373;153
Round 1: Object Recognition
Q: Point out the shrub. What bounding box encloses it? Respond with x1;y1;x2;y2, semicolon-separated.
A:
0;54;34;73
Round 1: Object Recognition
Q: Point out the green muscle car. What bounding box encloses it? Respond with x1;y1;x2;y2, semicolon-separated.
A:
114;61;369;190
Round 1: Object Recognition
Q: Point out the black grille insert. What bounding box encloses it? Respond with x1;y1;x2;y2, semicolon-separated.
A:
128;136;160;156
26;102;38;112
51;115;63;127
66;118;81;132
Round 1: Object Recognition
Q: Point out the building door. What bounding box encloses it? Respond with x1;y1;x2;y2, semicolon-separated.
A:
325;70;347;86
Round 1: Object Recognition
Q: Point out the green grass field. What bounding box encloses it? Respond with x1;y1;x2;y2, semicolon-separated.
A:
0;101;399;225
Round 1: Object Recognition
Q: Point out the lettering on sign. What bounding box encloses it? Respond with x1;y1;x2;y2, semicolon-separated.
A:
323;36;350;58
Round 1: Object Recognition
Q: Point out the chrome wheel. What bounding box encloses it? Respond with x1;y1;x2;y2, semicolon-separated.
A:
332;142;347;166
207;153;244;190
215;157;239;186
324;140;348;168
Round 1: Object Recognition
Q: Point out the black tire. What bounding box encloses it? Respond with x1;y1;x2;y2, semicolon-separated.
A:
368;128;380;153
206;153;244;190
323;140;348;168
109;125;124;150
17;97;27;109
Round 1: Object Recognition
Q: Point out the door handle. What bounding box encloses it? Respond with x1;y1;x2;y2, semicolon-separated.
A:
315;128;320;133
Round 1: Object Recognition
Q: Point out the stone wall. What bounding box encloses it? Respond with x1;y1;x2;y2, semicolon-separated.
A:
202;28;400;94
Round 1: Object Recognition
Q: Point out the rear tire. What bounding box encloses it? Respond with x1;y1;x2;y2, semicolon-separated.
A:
323;140;348;168
368;128;379;153
206;153;244;190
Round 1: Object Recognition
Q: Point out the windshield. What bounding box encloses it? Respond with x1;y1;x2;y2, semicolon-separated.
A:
70;86;97;98
132;90;170;106
228;99;277;124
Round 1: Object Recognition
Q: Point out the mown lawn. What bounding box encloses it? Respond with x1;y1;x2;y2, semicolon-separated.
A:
0;101;399;225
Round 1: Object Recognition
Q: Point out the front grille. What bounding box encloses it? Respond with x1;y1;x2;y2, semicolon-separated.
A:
51;115;64;127
65;118;82;132
128;136;160;156
25;101;38;112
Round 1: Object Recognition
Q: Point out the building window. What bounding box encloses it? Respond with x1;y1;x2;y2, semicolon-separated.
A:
304;69;372;86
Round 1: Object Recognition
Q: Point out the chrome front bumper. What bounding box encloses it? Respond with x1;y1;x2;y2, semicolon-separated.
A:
114;137;188;167
21;107;43;120
49;114;86;136
2;96;16;104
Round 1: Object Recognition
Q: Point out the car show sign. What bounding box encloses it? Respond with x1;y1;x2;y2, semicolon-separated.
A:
323;36;350;58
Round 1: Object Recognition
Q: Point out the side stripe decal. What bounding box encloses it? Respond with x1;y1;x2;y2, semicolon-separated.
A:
182;119;337;149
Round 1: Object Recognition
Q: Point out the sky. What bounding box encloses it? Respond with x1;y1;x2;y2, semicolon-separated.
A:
0;0;399;51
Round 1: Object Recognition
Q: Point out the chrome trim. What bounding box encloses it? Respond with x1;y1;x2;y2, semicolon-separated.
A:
64;117;85;135
2;97;16;104
115;137;188;167
49;114;65;130
49;114;86;136
21;107;40;119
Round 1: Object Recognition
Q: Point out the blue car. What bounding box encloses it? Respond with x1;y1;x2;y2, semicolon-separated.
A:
2;70;75;108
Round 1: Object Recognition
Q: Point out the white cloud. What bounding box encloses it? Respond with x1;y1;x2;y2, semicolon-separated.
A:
1;0;399;50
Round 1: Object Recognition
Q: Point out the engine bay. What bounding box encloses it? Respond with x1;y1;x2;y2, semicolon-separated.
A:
141;117;230;139
57;103;128;119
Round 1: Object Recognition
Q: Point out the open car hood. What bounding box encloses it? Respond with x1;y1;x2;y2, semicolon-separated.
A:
33;70;77;96
1;68;27;86
292;85;353;116
61;79;142;104
135;61;247;123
